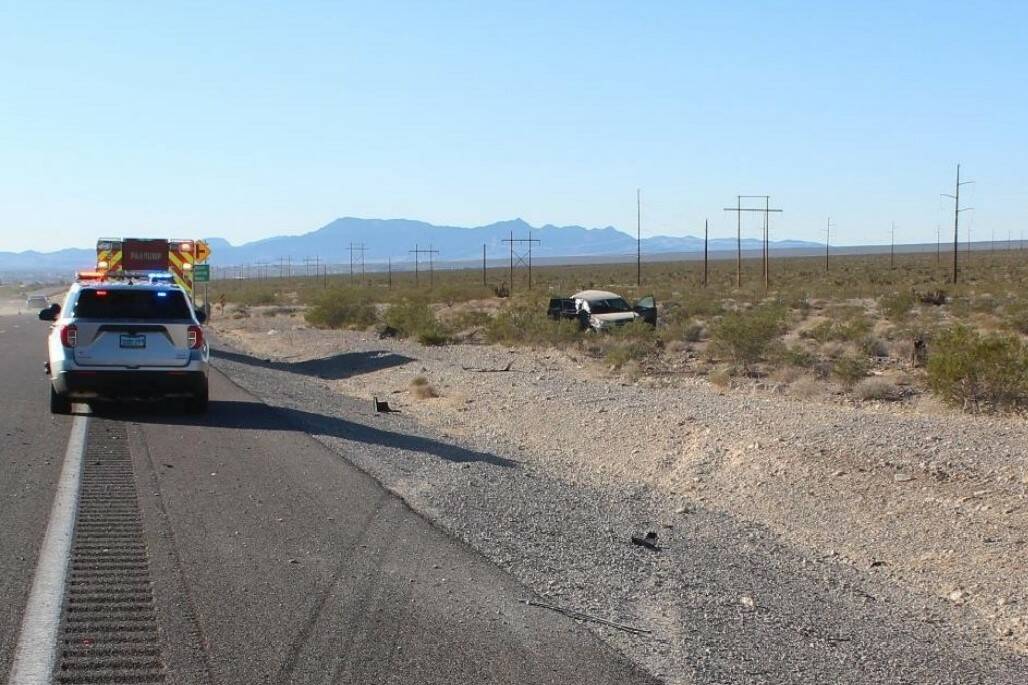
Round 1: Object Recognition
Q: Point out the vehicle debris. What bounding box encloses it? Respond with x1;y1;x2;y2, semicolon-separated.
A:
461;360;515;373
630;531;661;551
373;396;400;413
525;600;652;635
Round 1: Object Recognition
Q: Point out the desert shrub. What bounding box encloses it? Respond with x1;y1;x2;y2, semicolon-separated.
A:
384;299;451;345
926;326;1028;411
680;292;724;318
611;318;655;341
660;318;704;344
770;365;804;384
860;335;889;358
832;355;869;385
708;303;786;368
602;320;657;368
605;340;652;369
486;299;580;346
447;309;493;330
708;366;732;389
233;287;279;306
853;377;903;401
802;320;835;344
1007;306;1028;335
774;344;817;368
410;376;439;399
879;292;915;321
305;289;378;329
788;375;821;399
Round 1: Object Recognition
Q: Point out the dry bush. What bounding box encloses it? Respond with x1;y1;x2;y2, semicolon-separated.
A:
664;339;689;354
833;355;870;386
306;288;378;330
385;299;451;345
410;376;439;399
853;377;903;401
889;338;914;361
708;303;786;369
770;365;804;384
788;375;822;399
860;335;889;358
926;326;1028;412
879;292;915;322
708;366;732;390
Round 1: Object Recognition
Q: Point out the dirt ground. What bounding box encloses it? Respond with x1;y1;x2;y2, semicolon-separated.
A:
213;305;1028;654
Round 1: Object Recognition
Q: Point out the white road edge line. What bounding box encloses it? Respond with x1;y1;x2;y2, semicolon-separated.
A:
7;413;89;685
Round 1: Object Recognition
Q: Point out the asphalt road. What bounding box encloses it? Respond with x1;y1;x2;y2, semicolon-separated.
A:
0;313;657;685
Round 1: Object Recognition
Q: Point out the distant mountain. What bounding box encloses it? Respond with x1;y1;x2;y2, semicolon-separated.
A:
0;217;821;273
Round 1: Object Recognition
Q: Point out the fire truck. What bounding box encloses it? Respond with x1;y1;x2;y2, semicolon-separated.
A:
95;238;205;296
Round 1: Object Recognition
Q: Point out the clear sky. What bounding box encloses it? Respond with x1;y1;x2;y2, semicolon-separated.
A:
2;1;1026;252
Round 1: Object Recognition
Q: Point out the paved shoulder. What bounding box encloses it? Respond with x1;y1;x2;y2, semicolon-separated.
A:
126;369;657;684
0;315;72;676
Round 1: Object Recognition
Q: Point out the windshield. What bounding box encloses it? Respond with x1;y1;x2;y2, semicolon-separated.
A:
589;298;632;314
72;289;193;320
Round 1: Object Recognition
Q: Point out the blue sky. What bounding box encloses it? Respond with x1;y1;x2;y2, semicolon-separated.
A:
2;1;1026;252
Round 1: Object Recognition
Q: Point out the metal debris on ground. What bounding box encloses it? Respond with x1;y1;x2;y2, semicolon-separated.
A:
525;600;652;635
373;396;400;413
460;360;515;372
630;530;661;551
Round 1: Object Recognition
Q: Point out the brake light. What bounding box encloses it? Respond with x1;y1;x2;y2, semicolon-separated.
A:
60;324;78;348
187;325;204;349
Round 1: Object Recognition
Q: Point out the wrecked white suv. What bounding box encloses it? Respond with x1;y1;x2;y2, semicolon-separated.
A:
548;290;656;332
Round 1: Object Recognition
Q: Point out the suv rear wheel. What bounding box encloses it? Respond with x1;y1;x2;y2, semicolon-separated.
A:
50;385;72;415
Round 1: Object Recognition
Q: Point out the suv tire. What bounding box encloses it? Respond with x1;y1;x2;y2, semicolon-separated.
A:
50;385;72;415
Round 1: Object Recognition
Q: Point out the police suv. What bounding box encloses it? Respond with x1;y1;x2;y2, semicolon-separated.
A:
40;274;209;414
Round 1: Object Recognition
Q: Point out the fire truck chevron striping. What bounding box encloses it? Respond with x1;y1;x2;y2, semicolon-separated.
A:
96;238;202;296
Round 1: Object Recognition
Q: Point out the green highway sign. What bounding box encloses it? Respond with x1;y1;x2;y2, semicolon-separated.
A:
193;264;210;282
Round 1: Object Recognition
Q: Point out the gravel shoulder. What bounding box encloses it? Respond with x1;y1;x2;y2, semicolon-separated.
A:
210;312;1028;683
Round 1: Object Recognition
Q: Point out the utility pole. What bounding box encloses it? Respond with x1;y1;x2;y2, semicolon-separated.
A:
825;217;831;274
348;243;366;284
723;195;782;288
502;233;541;293
941;163;974;284
408;245;439;289
636;188;642;287
936;225;941;263
387;257;392;288
482;244;487;286
763;196;770;290
890;222;895;268
703;219;709;287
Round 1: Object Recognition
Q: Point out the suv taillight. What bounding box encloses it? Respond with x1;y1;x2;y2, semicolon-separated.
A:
187;325;204;350
60;324;78;348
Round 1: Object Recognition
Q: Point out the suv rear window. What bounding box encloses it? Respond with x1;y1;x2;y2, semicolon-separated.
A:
72;289;193;320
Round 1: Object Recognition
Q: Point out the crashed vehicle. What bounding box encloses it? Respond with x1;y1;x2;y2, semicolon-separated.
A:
548;290;656;331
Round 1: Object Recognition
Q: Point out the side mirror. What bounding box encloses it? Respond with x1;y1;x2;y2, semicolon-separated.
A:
38;304;60;321
195;309;207;324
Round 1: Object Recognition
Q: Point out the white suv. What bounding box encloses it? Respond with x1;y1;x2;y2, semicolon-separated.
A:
39;281;210;414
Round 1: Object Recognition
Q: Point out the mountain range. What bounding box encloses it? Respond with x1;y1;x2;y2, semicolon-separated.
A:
0;217;820;273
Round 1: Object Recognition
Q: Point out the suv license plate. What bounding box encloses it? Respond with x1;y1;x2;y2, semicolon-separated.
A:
120;334;146;349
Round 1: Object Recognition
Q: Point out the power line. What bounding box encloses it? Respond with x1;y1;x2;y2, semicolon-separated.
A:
502;232;541;292
348;243;367;284
636;188;642;287
825;217;832;274
941;163;974;284
408;244;439;288
723;195;782;288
